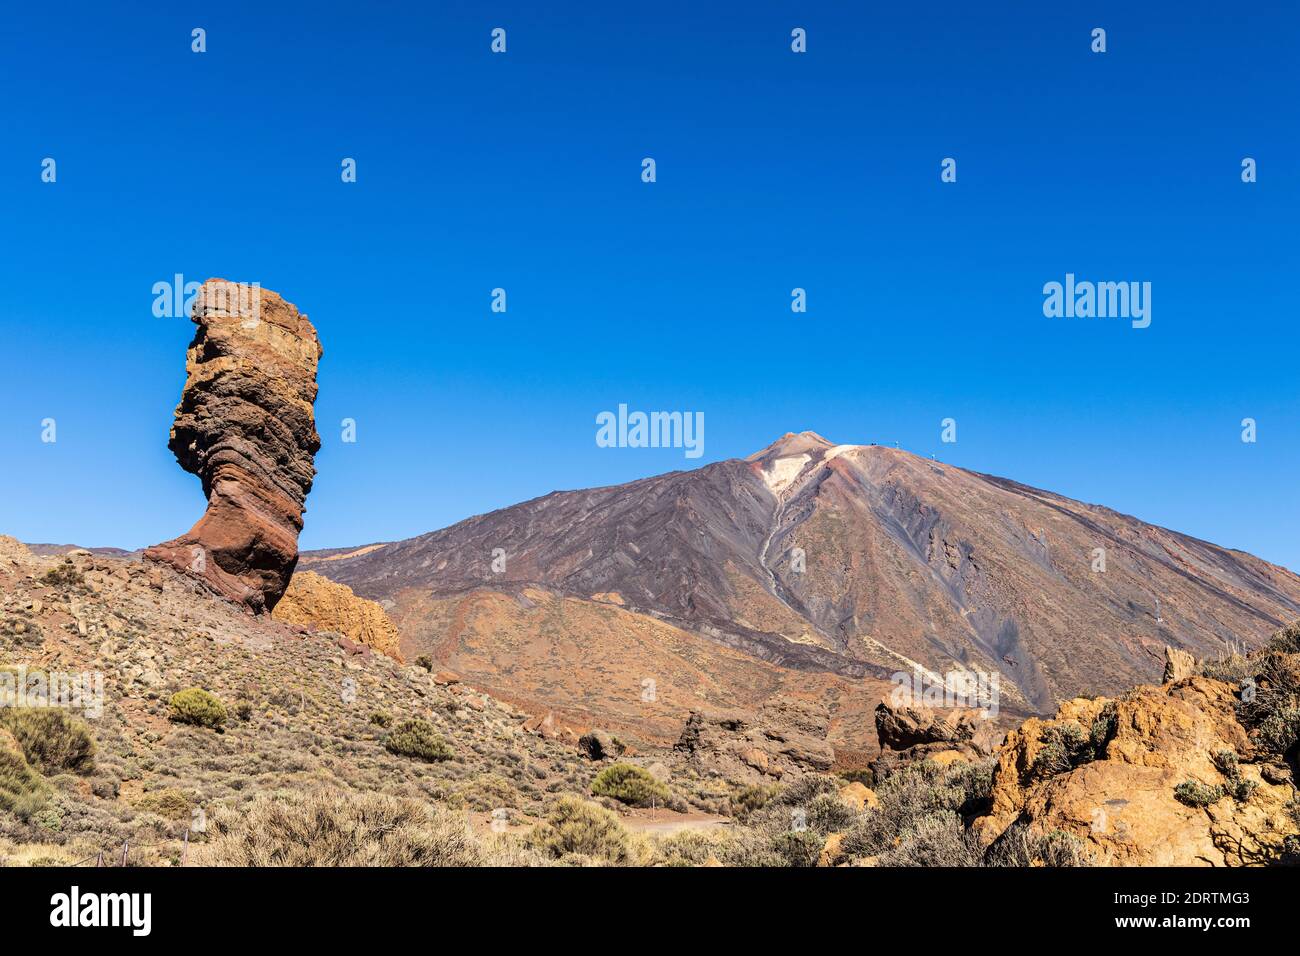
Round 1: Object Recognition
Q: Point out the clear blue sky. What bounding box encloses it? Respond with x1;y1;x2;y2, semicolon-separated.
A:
1;1;1297;571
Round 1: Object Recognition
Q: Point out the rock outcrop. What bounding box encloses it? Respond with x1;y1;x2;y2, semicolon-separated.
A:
868;698;1001;778
272;571;402;661
578;729;627;761
971;670;1300;865
145;280;322;613
674;694;835;780
1162;645;1197;684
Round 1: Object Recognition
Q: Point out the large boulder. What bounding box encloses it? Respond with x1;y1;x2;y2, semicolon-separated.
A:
577;729;626;761
144;281;322;613
1162;645;1197;684
674;694;834;780
869;698;1001;778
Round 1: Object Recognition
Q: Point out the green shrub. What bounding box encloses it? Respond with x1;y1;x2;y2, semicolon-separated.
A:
1028;721;1107;782
1200;653;1256;685
168;688;227;729
133;787;191;820
729;783;778;819
1228;777;1258;802
40;561;83;587
384;719;452;762
458;772;518;811
768;830;823;868
0;709;95;774
590;763;670;807
528;795;636;864
805;792;858;836
1089;703;1119;754
369;711;392;728
1254;708;1300;756
650;829;736;867
1267;620;1300;655
1211;750;1239;776
944;758;996;816
771;773;842;808
0;737;50;817
1174;780;1225;807
839;763;959;859
1233;650;1300;758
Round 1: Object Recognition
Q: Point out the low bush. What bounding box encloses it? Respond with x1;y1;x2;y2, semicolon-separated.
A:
770;773;842;808
0;709;95;774
728;783;778;819
0;737;49;818
1028;717;1111;782
40;562;83;588
1174;780;1225;808
1231;647;1300;759
839;758;995;863
1267;621;1300;655
205;790;495;866
527;795;638;864
985;823;1093;867
384;719;453;762
133;787;191;820
590;763;670;808
876;810;980;867
805;792;858;836
168;688;227;730
838;768;875;788
768;829;824;867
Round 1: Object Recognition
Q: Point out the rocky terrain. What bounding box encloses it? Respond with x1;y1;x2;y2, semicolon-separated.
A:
144;280;322;613
305;431;1300;745
0;535;868;866
2;534;1296;867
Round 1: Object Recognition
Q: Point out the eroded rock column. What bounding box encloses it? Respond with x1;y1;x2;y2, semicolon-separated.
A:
145;279;322;613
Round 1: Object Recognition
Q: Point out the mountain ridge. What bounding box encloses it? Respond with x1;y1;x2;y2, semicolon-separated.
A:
294;432;1300;738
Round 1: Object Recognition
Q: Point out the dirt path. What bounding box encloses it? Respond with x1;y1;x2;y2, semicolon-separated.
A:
622;810;731;837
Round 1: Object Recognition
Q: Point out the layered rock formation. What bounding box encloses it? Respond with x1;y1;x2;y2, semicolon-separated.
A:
971;641;1300;865
145;280;322;613
272;571;402;661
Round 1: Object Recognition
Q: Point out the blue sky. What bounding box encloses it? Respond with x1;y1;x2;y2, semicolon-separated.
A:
1;1;1297;571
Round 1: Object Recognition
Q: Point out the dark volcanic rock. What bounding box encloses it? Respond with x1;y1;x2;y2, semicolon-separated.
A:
144;280;322;613
577;729;626;761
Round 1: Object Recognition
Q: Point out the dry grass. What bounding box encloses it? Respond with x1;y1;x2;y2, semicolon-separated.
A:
200;789;543;867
